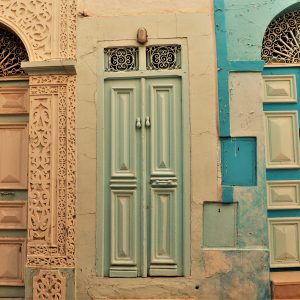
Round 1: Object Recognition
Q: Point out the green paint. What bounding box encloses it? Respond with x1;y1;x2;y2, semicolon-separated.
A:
221;137;257;186
203;202;237;247
224;0;299;61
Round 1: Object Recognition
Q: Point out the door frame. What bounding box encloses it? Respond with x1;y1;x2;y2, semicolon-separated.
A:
95;39;191;277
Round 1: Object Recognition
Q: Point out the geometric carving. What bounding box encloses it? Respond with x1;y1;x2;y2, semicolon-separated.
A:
263;75;296;103
0;122;28;189
0;201;27;229
0;25;28;76
27;75;76;268
0;237;26;286
0;87;29;114
269;219;300;267
33;270;66;300
0;0;76;60
262;11;300;64
264;111;300;168
267;181;300;209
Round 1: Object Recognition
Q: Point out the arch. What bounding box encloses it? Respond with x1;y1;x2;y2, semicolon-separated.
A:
0;23;30;77
261;6;300;64
0;18;34;62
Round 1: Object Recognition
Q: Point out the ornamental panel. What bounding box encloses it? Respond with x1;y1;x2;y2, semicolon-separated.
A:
0;0;76;60
146;45;181;70
33;270;66;300
27;75;75;268
104;47;139;72
262;10;300;64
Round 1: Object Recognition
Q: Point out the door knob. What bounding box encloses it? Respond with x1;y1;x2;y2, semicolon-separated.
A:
136;117;142;129
145;116;151;128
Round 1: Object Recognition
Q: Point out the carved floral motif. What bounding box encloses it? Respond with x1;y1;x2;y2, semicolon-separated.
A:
33;270;66;300
28;75;76;267
0;0;76;60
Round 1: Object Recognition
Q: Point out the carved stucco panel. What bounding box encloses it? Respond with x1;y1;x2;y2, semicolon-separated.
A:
33;269;66;300
27;75;75;268
0;0;76;60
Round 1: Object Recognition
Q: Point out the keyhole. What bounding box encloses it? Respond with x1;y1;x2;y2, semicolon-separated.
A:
218;209;221;213
237;147;240;151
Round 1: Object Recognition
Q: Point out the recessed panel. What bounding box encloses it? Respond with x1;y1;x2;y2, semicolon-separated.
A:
110;190;137;277
0;87;29;114
0;201;27;229
267;181;300;209
263;75;296;103
269;219;300;267
203;203;237;247
0;123;28;189
0;238;25;285
265;111;299;168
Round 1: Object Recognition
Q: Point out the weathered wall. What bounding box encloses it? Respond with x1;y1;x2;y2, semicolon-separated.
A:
78;0;210;16
223;0;300;61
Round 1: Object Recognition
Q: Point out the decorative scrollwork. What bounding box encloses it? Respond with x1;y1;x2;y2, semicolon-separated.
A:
0;26;28;76
146;45;181;70
262;11;300;64
33;270;66;300
104;47;139;72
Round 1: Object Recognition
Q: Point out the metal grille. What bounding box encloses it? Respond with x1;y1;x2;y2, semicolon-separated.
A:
104;47;139;72
262;11;300;64
146;45;181;70
0;26;28;76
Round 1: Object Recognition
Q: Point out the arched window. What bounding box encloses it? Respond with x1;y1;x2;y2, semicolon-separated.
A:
0;25;28;76
262;11;300;64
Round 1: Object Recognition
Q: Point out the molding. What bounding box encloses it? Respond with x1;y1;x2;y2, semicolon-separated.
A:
21;60;76;75
27;75;76;268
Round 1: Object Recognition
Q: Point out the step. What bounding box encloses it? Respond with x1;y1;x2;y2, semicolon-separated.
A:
271;272;300;299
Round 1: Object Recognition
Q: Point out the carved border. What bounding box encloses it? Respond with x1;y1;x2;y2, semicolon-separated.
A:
27;75;75;267
33;269;66;300
0;0;76;60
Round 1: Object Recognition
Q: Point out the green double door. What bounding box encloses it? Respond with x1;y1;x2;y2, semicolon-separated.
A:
103;77;183;277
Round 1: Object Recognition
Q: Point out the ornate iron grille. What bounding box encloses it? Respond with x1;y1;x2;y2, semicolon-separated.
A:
146;45;181;70
0;26;28;76
262;11;300;64
104;47;139;72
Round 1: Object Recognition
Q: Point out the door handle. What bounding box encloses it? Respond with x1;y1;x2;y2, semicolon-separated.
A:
136;117;142;129
145;116;151;128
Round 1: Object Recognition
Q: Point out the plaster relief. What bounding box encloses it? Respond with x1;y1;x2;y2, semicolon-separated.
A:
33;270;66;300
0;0;76;60
27;75;75;268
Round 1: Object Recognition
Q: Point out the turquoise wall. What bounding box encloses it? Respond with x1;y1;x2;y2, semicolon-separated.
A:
224;0;300;61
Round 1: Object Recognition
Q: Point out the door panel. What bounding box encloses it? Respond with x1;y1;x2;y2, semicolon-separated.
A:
265;111;299;168
263;68;300;268
104;77;183;277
